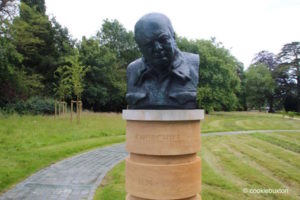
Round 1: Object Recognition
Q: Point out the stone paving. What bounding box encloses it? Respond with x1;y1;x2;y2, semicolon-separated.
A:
1;130;299;200
0;143;128;200
203;129;300;136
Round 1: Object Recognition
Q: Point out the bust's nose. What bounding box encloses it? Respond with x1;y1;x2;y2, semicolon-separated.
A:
153;41;163;51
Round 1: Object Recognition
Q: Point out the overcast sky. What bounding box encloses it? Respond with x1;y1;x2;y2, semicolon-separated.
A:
45;0;300;68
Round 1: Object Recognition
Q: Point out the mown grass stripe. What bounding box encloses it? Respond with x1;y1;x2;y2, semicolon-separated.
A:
226;135;300;194
251;133;300;153
201;146;247;189
240;134;300;169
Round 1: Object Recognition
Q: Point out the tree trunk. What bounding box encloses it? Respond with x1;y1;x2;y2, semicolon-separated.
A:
297;65;300;112
268;95;274;113
296;55;300;113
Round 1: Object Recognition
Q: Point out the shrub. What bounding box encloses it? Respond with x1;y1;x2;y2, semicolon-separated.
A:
14;97;55;115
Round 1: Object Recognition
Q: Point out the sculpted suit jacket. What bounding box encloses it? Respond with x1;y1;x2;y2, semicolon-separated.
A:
126;50;199;109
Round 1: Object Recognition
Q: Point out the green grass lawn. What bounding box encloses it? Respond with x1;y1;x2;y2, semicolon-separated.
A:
1;111;300;196
0;112;126;194
201;112;300;133
95;131;300;200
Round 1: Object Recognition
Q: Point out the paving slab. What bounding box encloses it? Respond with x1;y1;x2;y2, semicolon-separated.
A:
0;143;128;200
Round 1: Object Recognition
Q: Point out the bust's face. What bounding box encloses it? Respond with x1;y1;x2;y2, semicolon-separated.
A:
136;22;176;69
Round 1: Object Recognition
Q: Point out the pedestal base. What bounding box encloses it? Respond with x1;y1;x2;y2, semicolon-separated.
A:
126;194;201;200
123;110;204;200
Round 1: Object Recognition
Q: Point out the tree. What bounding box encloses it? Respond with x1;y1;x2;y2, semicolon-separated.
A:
0;0;18;23
79;19;140;111
79;37;126;111
177;37;241;112
236;62;247;111
0;0;26;106
12;2;74;95
21;0;45;14
0;34;44;105
277;42;300;112
13;3;56;86
96;19;140;67
252;50;278;112
69;53;89;101
245;64;275;111
252;50;278;71
53;65;72;101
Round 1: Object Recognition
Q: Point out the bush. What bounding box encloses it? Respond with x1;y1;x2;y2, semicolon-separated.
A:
287;111;300;118
14;97;55;115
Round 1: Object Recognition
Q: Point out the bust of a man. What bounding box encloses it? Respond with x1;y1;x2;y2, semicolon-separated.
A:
126;13;199;109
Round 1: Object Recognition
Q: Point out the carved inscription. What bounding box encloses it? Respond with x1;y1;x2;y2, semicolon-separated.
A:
134;134;181;144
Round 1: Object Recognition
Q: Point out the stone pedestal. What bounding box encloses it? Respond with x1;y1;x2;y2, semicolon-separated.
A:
123;110;204;200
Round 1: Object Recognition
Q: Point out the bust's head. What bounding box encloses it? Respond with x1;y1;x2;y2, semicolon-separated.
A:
134;13;177;69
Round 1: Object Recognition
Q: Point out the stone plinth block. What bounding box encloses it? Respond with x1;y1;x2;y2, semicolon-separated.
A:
126;120;201;155
126;157;201;199
123;110;204;200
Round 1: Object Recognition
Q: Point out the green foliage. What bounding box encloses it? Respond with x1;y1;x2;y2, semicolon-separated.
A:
12;2;74;95
14;3;55;76
13;69;44;97
53;65;72;101
68;52;89;100
13;96;55;114
21;0;46;14
97;19;140;66
177;37;241;112
51;17;75;56
79;19;140;111
0;29;21;105
245;64;275;110
287;111;298;118
0;59;44;106
5;1;296;114
54;51;89;101
277;42;300;112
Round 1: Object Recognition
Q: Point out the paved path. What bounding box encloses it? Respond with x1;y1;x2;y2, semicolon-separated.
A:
1;130;299;200
203;129;300;136
0;144;128;200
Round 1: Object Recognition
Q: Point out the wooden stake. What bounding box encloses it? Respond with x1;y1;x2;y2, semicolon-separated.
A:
76;100;80;124
54;101;57;119
71;101;73;122
58;102;61;116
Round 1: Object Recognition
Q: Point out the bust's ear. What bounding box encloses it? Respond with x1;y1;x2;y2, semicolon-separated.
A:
135;41;142;54
173;32;177;40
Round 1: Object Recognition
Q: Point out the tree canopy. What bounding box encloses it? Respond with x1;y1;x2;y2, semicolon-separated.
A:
0;1;299;114
277;42;300;112
244;64;275;111
177;37;241;112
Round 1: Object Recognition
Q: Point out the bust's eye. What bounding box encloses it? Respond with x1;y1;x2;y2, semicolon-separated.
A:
159;36;169;43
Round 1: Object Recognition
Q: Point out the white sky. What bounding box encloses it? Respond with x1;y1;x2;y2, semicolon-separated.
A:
45;0;300;68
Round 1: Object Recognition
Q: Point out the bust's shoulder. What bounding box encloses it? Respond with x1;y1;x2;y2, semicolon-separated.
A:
181;51;200;67
127;58;145;85
127;58;144;72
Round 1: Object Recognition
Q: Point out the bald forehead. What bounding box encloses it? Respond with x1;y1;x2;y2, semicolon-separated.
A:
134;13;174;44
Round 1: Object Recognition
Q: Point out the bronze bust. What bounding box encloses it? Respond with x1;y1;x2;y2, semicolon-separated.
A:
126;13;199;109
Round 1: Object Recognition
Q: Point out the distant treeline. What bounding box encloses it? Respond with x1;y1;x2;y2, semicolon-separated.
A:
0;1;299;113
